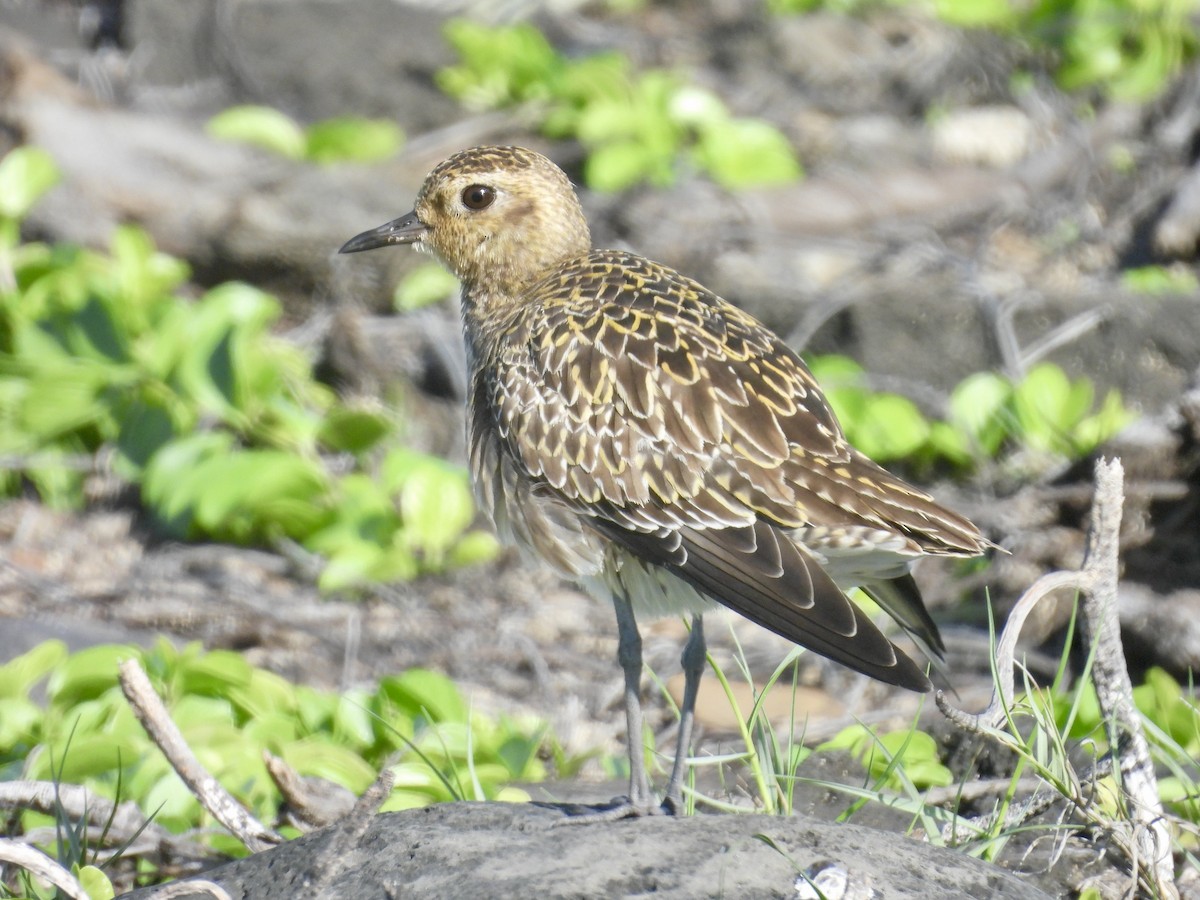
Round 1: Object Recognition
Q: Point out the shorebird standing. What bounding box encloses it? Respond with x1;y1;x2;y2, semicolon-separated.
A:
341;145;988;819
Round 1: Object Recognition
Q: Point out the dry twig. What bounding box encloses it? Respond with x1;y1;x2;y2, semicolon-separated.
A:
0;838;89;900
118;659;282;853
937;458;1177;898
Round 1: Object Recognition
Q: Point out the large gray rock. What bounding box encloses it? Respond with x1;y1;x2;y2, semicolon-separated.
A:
120;802;1052;899
125;0;461;128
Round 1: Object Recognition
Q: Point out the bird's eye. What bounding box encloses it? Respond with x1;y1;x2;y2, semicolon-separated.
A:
461;185;495;210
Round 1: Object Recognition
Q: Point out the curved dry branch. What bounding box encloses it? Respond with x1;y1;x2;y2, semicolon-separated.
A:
938;459;1177;899
0;838;89;900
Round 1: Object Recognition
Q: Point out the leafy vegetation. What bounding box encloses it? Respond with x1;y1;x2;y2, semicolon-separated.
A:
0;148;496;591
207;105;404;165
0;640;549;877
808;355;1134;472
1121;264;1200;295
393;262;460;312
767;0;1199;101
438;20;801;192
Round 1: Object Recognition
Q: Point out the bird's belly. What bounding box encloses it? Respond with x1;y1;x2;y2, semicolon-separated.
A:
580;547;718;620
472;428;714;620
471;427;608;579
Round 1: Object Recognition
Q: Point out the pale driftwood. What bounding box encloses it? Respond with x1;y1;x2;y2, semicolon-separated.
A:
1080;460;1175;899
938;458;1177;899
118;659;282;853
0;838;89;899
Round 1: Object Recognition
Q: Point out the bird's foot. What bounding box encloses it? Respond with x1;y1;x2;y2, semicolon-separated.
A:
552;794;678;826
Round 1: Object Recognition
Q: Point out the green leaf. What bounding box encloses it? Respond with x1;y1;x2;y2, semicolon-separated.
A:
141;431;236;534
228;668;298;721
1074;390;1134;453
1013;363;1073;453
18;361;112;441
76;864;115;900
807;354;865;386
305;117;404;165
333;690;376;747
1121;265;1200;295
281;736;376;791
0;696;43;749
949;371;1013;456
186;449;330;542
447;530;501;568
0;147;61;221
176;649;253;698
115;396;180;472
318;405;391;453
206;105;307;159
395;459;477;558
380;669;467;724
394;263;459;311
923;421;972;467
694;118;802;189
667;86;730;129
935;0;1017;27
584;140;659;192
0;639;68;698
316;540;387;592
853;394;930;461
31;731;143;781
46;644;135;706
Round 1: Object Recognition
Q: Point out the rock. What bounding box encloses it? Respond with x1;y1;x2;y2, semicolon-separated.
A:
125;0;461;128
117;802;1052;899
931;105;1037;168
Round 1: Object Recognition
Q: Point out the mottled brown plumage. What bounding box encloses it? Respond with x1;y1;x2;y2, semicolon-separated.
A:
341;145;988;818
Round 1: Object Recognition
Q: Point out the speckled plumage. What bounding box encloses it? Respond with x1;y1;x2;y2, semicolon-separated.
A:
341;146;989;817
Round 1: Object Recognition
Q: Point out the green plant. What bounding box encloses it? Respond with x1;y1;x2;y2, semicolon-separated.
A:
934;0;1199;100
0;148;496;590
393;262;460;312
207;106;404;165
1121;264;1200;295
820;722;953;792
806;355;1134;472
437;21;801;192
766;0;1198;101
1;641;547;853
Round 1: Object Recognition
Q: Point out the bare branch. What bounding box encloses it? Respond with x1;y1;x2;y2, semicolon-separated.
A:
0;838;89;900
937;458;1178;899
119;659;282;853
1081;459;1175;899
936;569;1084;732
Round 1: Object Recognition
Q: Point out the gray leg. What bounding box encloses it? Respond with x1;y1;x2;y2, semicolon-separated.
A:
663;614;705;814
611;591;655;811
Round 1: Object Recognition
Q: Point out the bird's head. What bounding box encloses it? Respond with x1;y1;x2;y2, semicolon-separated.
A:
340;146;592;299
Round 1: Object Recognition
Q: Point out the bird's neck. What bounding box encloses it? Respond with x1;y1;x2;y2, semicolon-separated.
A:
459;282;529;372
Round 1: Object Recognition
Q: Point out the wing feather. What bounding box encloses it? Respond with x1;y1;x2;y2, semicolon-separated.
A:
485;249;986;689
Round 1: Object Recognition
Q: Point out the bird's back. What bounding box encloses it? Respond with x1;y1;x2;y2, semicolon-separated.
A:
464;248;986;690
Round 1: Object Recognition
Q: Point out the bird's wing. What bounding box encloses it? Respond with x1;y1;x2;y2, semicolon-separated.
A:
491;251;981;689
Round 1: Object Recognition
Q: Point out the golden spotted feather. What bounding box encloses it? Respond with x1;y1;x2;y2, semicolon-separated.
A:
473;250;986;691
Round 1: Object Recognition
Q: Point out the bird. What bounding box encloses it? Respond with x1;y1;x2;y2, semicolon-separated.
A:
340;145;988;820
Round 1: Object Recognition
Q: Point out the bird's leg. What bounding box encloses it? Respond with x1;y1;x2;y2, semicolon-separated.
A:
555;592;663;824
662;614;705;815
611;591;656;813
